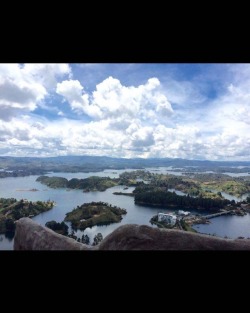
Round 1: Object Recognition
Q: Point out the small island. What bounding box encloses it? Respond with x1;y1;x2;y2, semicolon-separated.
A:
64;201;127;231
113;192;134;196
16;188;39;192
0;198;55;234
36;176;118;191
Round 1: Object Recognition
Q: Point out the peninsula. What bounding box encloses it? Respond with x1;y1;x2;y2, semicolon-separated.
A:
0;198;54;234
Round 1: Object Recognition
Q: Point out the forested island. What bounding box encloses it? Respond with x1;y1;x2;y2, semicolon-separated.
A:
132;173;250;212
64;201;127;231
36;170;152;192
36;169;250;212
134;188;232;211
144;172;250;198
37;170;250;199
36;176;118;191
0;198;54;235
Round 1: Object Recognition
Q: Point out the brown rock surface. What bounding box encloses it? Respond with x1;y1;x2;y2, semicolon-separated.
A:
14;217;93;250
14;217;250;250
99;224;250;250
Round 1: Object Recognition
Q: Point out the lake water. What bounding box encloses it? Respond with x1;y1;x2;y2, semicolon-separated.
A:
1;168;250;250
0;169;174;250
192;214;250;239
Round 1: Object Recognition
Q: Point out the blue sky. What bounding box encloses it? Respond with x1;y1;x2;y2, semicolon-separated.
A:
0;63;250;160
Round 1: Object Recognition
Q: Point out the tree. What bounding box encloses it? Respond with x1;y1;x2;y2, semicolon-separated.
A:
45;220;69;236
82;234;90;245
5;218;15;232
92;233;103;246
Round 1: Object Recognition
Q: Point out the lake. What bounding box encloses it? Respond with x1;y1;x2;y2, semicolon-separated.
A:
0;169;174;250
1;168;250;250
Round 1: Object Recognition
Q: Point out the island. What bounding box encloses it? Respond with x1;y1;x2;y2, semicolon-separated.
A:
36;176;118;191
36;170;154;192
0;198;55;235
134;188;231;211
64;201;127;231
112;192;134;196
16;188;39;192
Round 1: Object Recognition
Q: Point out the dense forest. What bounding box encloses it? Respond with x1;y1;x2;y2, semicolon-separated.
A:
0;198;54;235
134;189;232;211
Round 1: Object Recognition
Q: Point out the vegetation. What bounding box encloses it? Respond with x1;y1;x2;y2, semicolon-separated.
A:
118;170;153;186
37;176;118;191
36;176;68;188
82;234;90;245
64;201;127;231
150;215;175;229
180;219;197;232
68;176;117;191
0;198;54;234
134;188;231;211
45;220;69;236
93;233;103;246
132;171;250;198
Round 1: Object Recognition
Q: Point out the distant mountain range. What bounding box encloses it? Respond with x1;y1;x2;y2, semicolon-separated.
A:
1;155;250;173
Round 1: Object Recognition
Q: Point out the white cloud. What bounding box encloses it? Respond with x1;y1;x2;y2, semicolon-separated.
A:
0;63;71;121
22;64;71;89
56;76;173;125
2;64;250;161
56;79;102;117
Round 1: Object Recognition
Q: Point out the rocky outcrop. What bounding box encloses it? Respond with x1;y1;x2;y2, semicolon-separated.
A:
99;224;250;250
14;218;94;250
14;217;250;250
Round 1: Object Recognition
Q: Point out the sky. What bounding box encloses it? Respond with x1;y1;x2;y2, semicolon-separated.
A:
0;63;250;161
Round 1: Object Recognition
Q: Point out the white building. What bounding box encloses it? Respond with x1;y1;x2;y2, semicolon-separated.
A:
178;210;190;216
158;213;177;226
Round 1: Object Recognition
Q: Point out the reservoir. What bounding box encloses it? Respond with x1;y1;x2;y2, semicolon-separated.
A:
1;168;250;250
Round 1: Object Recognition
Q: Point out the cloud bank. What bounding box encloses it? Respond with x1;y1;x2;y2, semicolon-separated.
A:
1;63;250;161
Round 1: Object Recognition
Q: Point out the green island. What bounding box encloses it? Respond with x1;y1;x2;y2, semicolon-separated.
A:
36;170;250;210
36;176;118;191
0;198;55;234
35;170;250;213
35;169;250;214
113;192;134;196
64;201;127;231
147;172;250;198
134;188;231;211
36;170;154;192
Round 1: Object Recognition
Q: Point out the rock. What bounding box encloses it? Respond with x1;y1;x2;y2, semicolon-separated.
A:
99;224;250;250
14;218;250;250
14;218;94;250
